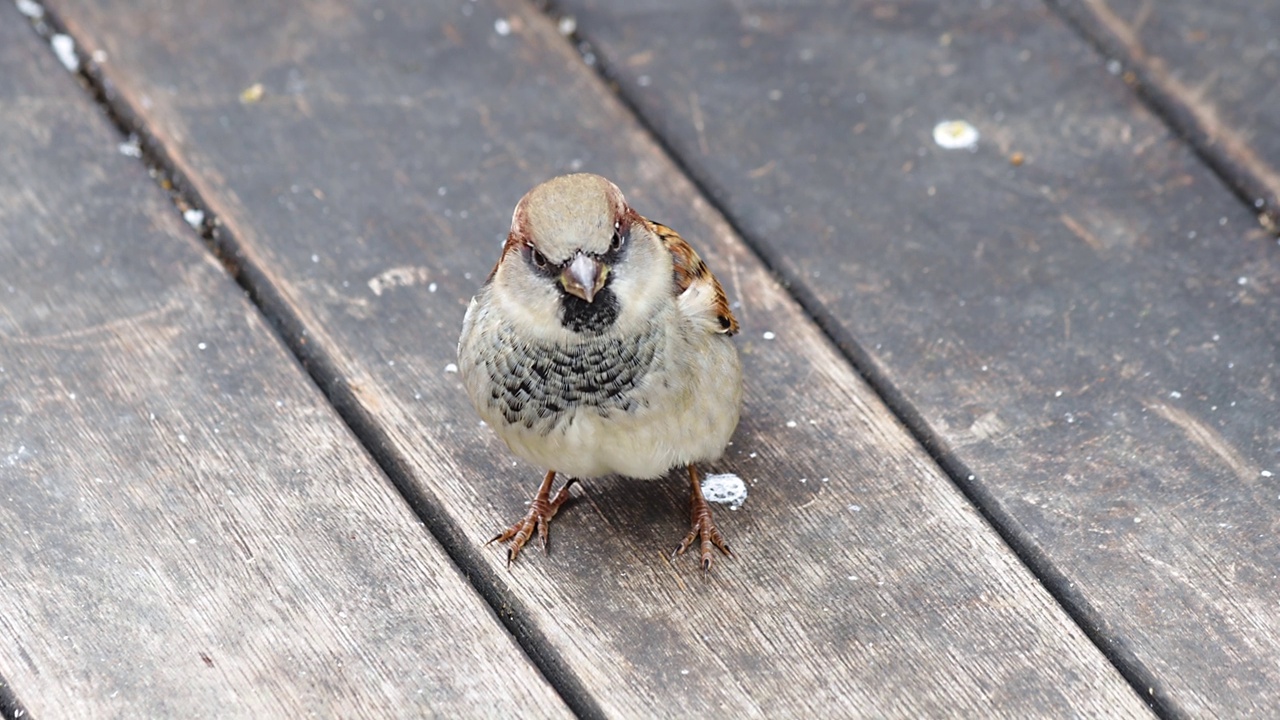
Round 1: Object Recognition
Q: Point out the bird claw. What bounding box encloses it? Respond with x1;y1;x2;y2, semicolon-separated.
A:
671;476;732;574
672;517;732;574
488;475;577;567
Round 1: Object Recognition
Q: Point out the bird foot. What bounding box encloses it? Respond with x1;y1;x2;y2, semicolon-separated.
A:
488;474;577;567
672;469;732;573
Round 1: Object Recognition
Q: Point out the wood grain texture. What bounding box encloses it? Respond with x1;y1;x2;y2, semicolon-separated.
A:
41;0;1152;715
557;0;1280;715
1051;0;1280;229
0;10;568;718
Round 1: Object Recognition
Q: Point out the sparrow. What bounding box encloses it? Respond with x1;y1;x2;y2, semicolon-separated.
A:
457;173;743;572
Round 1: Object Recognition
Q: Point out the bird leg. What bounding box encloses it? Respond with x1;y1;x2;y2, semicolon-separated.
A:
488;470;577;567
672;464;732;573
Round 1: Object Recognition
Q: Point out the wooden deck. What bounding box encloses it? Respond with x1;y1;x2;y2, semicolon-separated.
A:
1;0;1275;717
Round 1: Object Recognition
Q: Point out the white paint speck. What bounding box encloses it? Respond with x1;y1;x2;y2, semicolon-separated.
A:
762;331;776;340
444;363;458;374
16;0;44;18
118;135;142;158
1169;390;1182;399
1054;390;1063;398
1262;470;1274;478
197;342;207;350
847;504;862;512
1237;276;1248;286
557;15;576;35
51;34;79;72
368;266;433;296
785;420;797;428
494;18;511;35
311;254;320;263
428;282;438;293
932;119;979;150
183;209;205;227
5;445;31;467
702;473;747;510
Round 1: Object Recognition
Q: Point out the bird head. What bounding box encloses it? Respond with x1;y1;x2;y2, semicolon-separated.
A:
489;173;671;337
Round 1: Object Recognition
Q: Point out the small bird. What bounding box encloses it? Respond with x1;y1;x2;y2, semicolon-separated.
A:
457;173;743;572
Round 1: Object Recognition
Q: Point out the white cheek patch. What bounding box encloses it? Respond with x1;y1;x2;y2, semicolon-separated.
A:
492;269;578;343
609;247;671;327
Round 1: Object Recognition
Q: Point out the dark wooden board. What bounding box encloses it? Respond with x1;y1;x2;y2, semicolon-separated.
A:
556;0;1280;715
0;10;568;718
41;0;1153;715
1050;0;1280;229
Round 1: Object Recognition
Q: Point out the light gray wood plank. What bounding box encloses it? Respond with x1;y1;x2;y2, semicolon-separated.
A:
0;9;569;718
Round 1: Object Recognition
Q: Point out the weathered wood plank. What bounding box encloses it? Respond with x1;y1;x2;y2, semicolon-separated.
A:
42;0;1153;715
557;0;1280;715
0;10;568;718
1050;0;1280;230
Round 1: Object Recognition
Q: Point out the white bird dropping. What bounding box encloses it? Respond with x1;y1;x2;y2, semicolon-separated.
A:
933;119;979;150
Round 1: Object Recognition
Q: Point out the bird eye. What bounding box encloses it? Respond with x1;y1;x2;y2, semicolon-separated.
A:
610;229;625;252
524;245;549;269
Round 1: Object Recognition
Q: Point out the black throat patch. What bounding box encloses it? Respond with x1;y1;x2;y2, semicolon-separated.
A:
560;286;620;334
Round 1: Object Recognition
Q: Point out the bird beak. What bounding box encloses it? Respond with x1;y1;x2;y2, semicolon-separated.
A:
560;253;608;303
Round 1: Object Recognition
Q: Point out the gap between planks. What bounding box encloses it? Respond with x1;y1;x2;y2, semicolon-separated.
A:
1041;0;1280;235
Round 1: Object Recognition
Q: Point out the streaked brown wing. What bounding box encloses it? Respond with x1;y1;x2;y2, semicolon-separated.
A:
649;220;739;335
